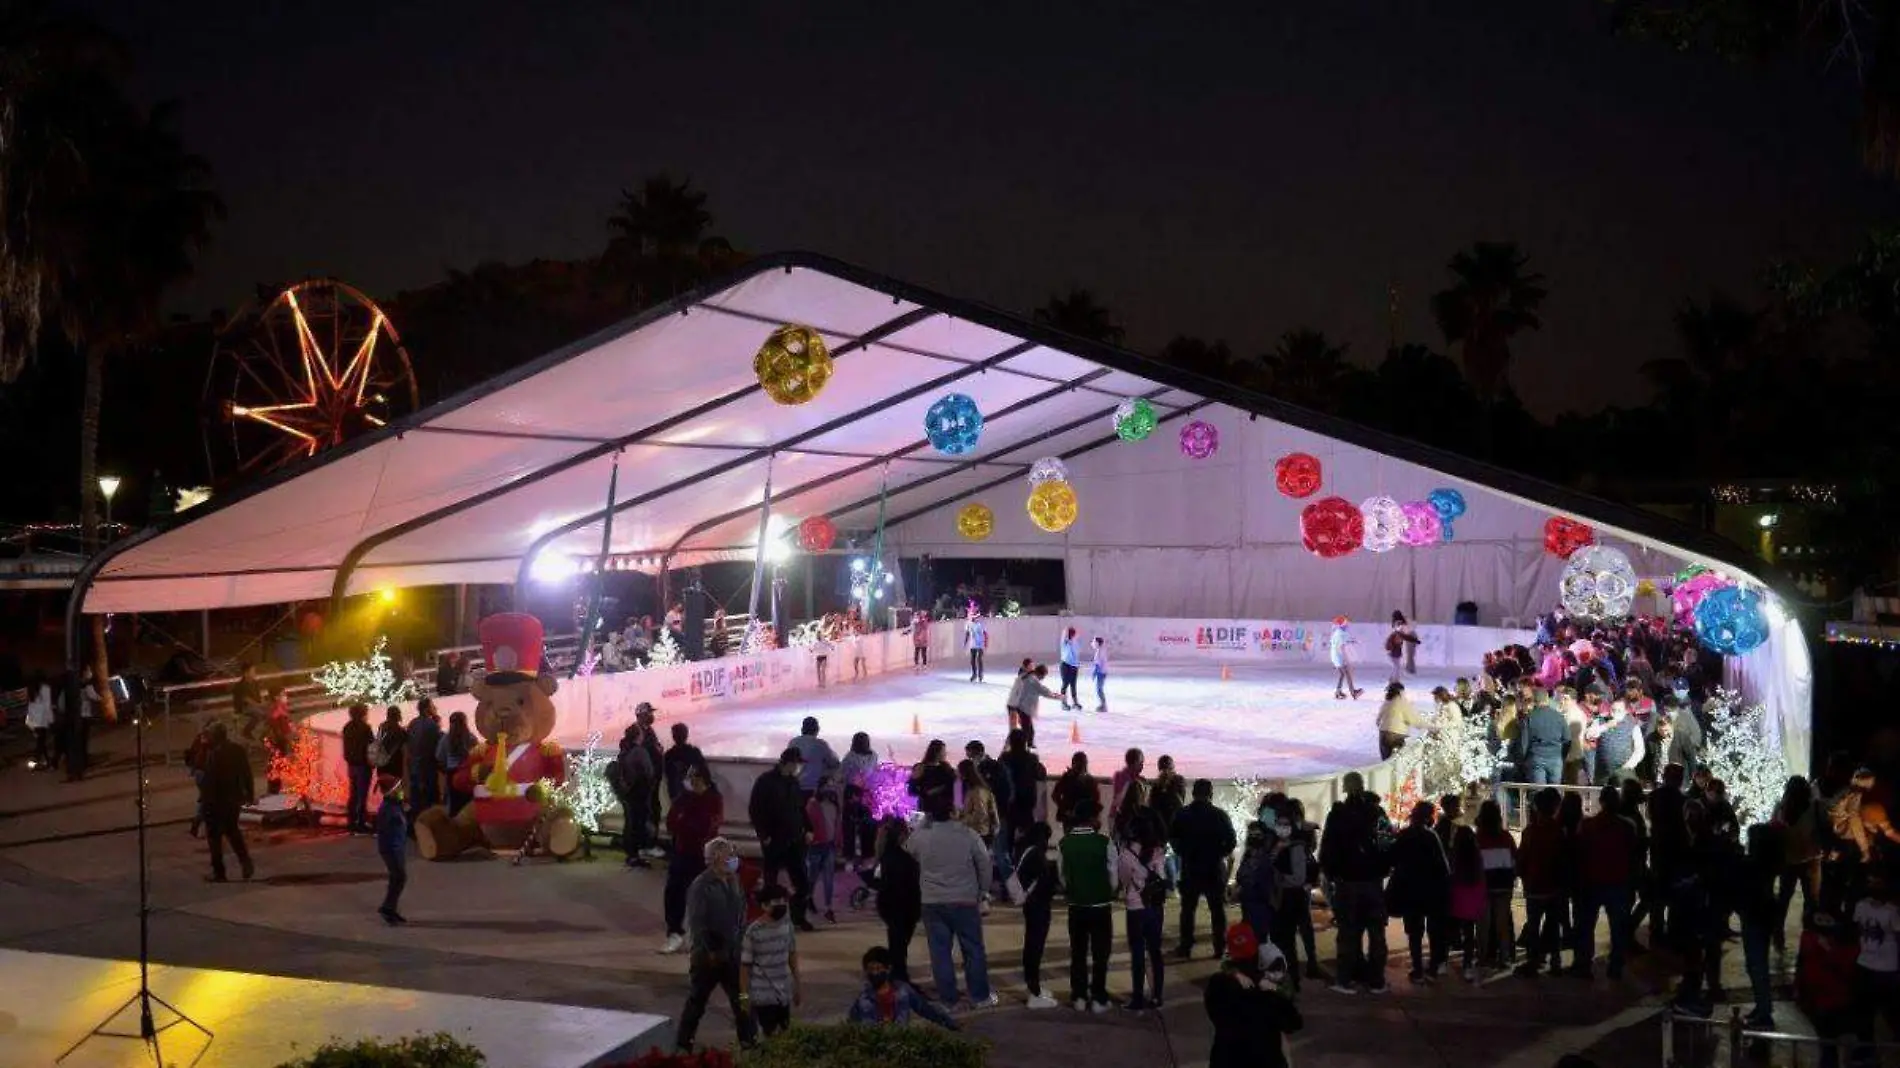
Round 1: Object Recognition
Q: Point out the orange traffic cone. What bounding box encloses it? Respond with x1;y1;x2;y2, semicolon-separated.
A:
1221;664;1232;681
1069;718;1082;745
910;712;922;736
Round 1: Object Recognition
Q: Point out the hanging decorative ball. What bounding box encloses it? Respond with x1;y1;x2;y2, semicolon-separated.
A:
1300;496;1365;559
1559;544;1638;621
956;503;995;542
1026;480;1079;533
1427;488;1467;524
1636;578;1659;598
1675;563;1710;585
1399;501;1441;546
924;393;984;455
796;515;836;553
1112;397;1159;441
1671;571;1733;627
1693;585;1770;656
1274;452;1323;498
1543;516;1595;559
753;324;833;406
297;610;325;638
1178;419;1220;459
1360;496;1404;554
1027;456;1070;487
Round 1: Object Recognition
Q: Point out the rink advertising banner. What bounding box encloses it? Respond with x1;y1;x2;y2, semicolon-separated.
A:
1082;617;1324;664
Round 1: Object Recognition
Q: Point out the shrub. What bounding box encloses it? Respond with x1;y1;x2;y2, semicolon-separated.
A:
273;1032;485;1068
608;1049;736;1068
738;1023;987;1068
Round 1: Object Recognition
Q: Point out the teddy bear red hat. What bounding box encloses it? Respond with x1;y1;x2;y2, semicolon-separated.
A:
479;612;545;683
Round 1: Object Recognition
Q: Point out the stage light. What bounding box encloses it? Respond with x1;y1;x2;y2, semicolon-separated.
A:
883;573;894;584
377;588;396;603
851;558;868;573
765;538;793;565
529;551;578;584
1758;513;1779;529
873;589;884;599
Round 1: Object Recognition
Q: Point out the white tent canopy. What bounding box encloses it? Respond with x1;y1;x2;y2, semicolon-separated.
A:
74;252;1809;764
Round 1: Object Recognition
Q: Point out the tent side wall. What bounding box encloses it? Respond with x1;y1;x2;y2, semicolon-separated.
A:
885;405;1693;624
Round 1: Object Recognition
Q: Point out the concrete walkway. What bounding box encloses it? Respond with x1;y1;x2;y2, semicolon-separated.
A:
0;722;1807;1067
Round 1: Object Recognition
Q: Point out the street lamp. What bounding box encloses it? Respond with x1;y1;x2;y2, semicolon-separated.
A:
97;475;122;530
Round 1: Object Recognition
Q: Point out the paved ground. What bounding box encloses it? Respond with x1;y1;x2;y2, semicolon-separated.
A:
0;720;1815;1068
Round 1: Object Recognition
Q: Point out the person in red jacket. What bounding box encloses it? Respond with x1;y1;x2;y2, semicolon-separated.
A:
1515;787;1567;976
1573;785;1638;979
1794;911;1861;1068
662;764;726;955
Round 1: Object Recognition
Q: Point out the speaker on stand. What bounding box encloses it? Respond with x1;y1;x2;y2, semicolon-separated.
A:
681;572;710;660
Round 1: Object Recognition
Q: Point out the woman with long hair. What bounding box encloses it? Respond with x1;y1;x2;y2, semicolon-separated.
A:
1474;799;1518;970
1117;813;1170;1010
437;711;476;816
956;759;998;847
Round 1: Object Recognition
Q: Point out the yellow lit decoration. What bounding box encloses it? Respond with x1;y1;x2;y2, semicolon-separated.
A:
754;324;833;405
1636;578;1658;598
1027;480;1079;533
957;503;994;542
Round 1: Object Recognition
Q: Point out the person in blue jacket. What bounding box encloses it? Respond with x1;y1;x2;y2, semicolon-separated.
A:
375;772;410;925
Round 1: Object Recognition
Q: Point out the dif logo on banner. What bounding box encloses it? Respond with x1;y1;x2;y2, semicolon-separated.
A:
1194;623;1252;652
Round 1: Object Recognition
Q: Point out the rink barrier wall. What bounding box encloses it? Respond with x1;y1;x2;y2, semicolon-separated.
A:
300;616;1530;847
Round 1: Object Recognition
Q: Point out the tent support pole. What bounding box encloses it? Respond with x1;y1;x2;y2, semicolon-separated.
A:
745;455;776;628
573;452;621;675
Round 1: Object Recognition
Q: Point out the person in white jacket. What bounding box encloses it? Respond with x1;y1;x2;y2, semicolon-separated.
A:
1007;665;1063;752
25;675;54;769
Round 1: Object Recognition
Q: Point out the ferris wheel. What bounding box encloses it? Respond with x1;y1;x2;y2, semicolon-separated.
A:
204;279;418;481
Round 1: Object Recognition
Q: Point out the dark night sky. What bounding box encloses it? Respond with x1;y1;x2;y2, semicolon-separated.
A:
75;0;1900;417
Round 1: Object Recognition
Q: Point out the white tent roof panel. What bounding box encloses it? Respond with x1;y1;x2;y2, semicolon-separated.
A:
84;252;1783;621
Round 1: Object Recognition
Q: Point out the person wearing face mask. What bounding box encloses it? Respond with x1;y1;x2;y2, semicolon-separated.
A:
750;747;817;932
662;765;725;955
740;884;801;1036
846;946;960;1028
675;837;758;1054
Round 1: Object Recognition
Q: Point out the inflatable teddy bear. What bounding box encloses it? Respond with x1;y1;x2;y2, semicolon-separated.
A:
416;612;573;860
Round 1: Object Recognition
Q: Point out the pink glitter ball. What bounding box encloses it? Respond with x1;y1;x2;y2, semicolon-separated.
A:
1178;419;1219;459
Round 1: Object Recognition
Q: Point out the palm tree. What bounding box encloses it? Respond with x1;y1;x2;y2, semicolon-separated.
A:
605;174;731;304
1033;288;1123;345
1157;335;1234;380
1430;242;1548;402
3;11;221;718
1259;328;1357;411
1;0;129;383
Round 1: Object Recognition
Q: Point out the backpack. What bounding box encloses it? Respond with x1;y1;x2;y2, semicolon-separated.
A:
1136;848;1168;910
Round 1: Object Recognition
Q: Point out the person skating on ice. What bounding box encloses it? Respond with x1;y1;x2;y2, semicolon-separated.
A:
965;613;989;683
1330;617;1364;700
1057;627;1083;710
1091;636;1110;712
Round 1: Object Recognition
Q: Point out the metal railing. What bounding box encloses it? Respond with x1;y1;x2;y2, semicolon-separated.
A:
152;667;324;765
1661;1008;1898;1068
1497;781;1605;831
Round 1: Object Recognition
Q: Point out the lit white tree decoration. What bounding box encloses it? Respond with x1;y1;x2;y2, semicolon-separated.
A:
553;731;617;834
1220;775;1265;833
314;635;419;707
1390;704;1499;800
739;620;770;656
1700;687;1786;827
639;627;684;670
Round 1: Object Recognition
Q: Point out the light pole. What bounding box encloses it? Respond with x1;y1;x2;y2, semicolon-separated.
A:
97;475;122;535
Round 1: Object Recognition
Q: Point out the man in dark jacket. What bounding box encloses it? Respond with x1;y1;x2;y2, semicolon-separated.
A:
406;698;442;818
616;723;658;868
1051;752;1098;829
1646;762;1688;943
1520;694;1570;786
662;721;710;802
1171;778;1238;959
341;703;374;833
1319;771;1389;992
749;748;815;931
199;723;256;882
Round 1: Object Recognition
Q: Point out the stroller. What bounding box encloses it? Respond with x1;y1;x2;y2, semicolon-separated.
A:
848;857;881;911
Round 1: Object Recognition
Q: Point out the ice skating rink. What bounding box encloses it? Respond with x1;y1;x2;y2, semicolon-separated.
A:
652;658;1479;781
